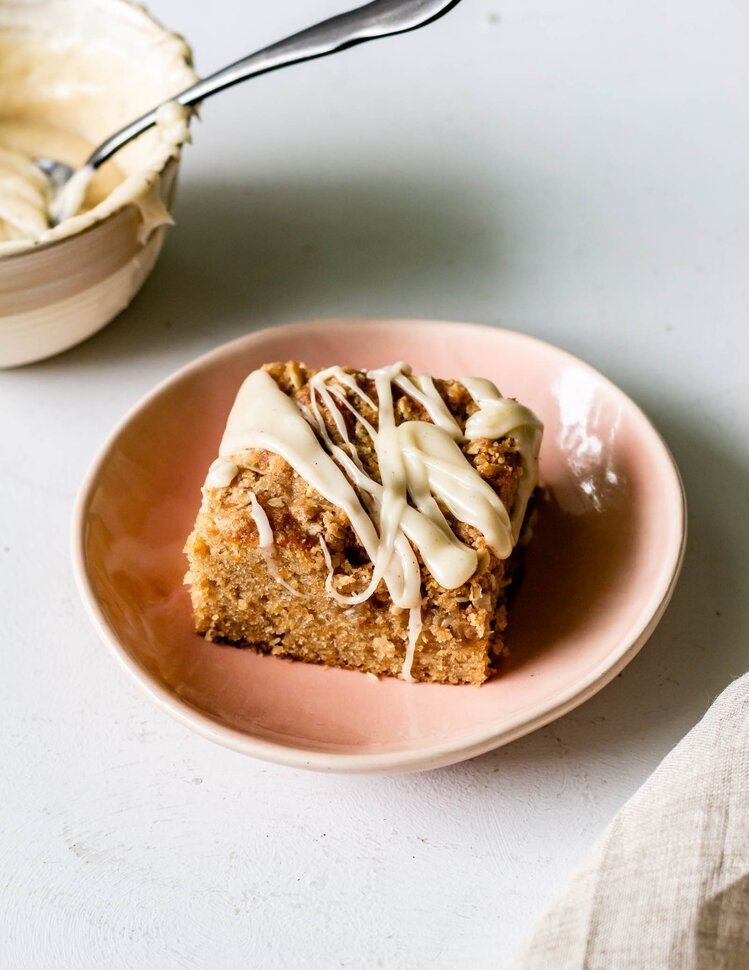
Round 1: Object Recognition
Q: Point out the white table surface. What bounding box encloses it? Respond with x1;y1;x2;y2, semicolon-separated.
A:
3;1;749;966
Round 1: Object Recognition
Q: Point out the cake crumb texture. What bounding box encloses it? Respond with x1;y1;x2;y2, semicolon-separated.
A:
184;361;532;685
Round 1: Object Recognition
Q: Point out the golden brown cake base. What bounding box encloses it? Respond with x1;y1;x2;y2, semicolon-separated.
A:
185;362;531;686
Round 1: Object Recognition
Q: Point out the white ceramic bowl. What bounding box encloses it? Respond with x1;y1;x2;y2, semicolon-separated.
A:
0;0;197;367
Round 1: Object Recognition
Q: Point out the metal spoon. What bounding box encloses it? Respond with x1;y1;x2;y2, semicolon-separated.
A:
37;0;463;224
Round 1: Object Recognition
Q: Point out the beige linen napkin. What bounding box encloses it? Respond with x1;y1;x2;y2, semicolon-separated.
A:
513;674;749;970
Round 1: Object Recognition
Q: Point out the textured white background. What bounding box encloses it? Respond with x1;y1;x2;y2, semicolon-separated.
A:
2;0;749;967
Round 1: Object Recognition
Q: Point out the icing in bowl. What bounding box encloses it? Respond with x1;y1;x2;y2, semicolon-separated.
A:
0;0;197;365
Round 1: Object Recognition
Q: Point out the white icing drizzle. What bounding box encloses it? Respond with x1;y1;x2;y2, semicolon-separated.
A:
210;362;543;680
205;456;239;488
248;492;300;598
461;376;544;540
394;371;462;439
318;535;367;606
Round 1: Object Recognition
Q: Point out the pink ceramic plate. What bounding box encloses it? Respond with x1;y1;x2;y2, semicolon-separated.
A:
72;319;686;773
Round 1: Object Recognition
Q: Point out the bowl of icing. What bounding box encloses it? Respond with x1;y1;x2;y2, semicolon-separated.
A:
0;0;198;367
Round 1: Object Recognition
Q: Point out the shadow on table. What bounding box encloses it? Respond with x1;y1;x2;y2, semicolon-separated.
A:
460;402;749;781
30;172;503;372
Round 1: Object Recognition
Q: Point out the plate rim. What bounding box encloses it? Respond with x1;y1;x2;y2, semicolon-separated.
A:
71;318;687;773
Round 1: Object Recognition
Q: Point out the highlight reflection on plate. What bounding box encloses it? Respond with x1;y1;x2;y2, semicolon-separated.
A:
72;319;685;773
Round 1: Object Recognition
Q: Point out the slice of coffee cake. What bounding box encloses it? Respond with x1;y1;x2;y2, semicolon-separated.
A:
184;361;542;685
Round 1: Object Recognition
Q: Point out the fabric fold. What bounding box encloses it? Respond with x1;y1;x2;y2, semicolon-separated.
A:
513;674;749;970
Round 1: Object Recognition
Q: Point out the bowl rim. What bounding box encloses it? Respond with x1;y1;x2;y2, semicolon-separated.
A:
71;318;687;773
0;0;196;263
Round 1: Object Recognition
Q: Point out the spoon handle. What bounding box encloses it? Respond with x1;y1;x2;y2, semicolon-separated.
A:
86;0;461;170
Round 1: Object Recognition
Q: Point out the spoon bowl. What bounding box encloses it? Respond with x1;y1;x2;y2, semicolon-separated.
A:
33;156;75;188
